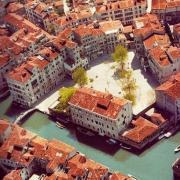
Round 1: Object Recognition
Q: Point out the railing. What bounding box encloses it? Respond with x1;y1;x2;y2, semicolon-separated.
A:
13;108;36;125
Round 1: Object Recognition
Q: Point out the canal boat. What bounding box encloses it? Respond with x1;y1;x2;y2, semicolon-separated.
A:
77;127;95;136
174;145;180;153
106;138;118;145
56;121;65;129
158;134;165;140
164;132;172;138
127;174;139;180
120;143;131;150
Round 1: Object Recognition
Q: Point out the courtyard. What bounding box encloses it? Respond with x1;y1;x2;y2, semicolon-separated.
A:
86;51;159;115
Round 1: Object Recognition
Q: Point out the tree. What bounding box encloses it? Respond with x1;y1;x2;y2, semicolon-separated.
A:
72;67;88;87
55;87;76;112
123;92;136;105
111;45;128;70
121;70;137;106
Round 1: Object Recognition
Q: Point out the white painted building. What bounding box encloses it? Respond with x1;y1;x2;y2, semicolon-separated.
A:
155;72;180;124
148;46;180;83
69;87;133;140
95;0;147;25
6;47;65;108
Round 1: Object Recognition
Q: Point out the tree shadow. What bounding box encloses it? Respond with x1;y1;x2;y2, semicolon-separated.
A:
131;54;159;88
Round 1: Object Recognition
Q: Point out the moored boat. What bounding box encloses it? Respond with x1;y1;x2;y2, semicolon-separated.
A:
77;127;95;136
174;145;180;153
120;143;131;150
127;174;139;180
106;138;118;145
56;121;65;129
164;132;172;138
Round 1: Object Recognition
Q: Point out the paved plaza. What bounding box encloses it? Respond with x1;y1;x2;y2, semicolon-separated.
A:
35;51;158;115
86;51;158;114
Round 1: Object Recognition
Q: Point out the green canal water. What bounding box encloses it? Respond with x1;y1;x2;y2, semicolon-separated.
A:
0;96;180;180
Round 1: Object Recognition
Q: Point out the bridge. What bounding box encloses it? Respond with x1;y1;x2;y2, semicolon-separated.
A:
13;108;36;125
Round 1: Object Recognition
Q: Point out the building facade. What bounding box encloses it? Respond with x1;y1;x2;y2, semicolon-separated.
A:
155;72;180;124
95;0;147;25
69;87;133;140
6;47;65;107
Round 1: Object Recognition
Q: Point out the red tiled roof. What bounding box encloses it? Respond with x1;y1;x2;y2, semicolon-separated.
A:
0;53;10;67
3;170;22;180
6;2;24;13
152;0;180;10
133;14;165;39
151;113;166;125
123;117;158;143
69;87;129;120
156;72;180;100
0;119;9;134
110;173;132;180
167;46;180;61
143;34;170;50
149;46;170;67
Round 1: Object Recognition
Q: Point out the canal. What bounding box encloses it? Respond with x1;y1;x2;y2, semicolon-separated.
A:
0;96;180;180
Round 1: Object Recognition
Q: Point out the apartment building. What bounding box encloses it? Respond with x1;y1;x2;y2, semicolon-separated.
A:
155;72;180;124
148;45;180;83
49;35;89;75
57;20;125;62
0;13;51;98
122;116;159;149
99;20;126;53
133;13;165;55
54;10;93;34
69;87;133;140
151;0;180;24
74;25;106;60
6;46;65;107
95;0;147;25
25;0;59;33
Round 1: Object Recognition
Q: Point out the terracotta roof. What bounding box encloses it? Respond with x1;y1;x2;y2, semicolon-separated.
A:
69;87;129;120
143;34;170;50
174;23;180;34
167;46;180;62
3;170;22;180
133;14;164;39
96;0;135;14
152;0;167;10
152;0;180;10
6;2;24;13
149;46;170;67
68;153;108;179
123;117;158;143
151;113;166;125
7;53;53;83
0;53;10;67
99;20;123;34
4;13;40;33
0;119;9;135
110;173;132;180
58;28;73;39
156;72;180;100
38;47;59;61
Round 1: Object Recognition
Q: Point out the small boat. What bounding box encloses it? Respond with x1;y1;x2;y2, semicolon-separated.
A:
164;132;172;138
120;143;131;150
56;122;65;129
158;134;165;140
174;145;180;153
127;174;139;180
106;138;118;145
77;127;95;136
